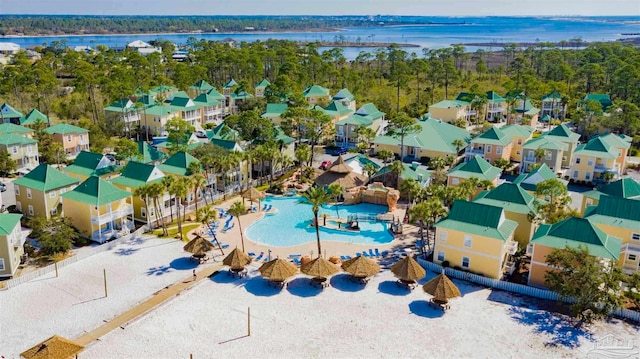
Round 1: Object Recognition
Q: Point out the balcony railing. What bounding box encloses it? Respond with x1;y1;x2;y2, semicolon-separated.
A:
503;260;516;275
91;204;133;224
523;156;536;163
505;240;518;256
622;243;640;254
465;148;484;155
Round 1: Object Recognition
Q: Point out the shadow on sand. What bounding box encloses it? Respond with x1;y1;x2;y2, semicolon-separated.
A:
146;265;173;276
244;276;283;297
408;300;445;319
378;280;412;296
209;270;246;285
169;257;199;271
286;277;323;298
508;306;592;348
330;273;367;292
114;247;139;256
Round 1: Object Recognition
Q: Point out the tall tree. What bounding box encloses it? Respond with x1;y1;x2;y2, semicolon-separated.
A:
408;199;447;254
227;200;247;252
166;117;194;155
299;187;333;258
388;112;420;161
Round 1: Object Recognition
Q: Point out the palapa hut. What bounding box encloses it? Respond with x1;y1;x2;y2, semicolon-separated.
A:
315;155;367;189
423;272;461;310
390;255;426;289
241;187;265;210
341;255;380;283
21;335;84;359
222;247;252;276
301;257;340;288
183;236;216;263
259;258;298;287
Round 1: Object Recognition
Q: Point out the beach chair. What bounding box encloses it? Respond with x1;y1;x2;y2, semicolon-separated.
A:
255;252;265;261
293;258;301;265
268;205;272;211
340;255;347;261
362;251;370;258
262;204;268;211
355;252;361;257
249;252;256;257
381;251;389;257
345;255;352;260
368;249;376;257
374;248;381;257
220;244;230;249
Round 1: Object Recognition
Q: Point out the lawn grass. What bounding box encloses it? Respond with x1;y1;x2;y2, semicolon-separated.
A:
153;223;201;239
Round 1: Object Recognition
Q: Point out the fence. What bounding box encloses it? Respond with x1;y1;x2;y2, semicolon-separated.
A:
416;258;640;323
2;227;145;290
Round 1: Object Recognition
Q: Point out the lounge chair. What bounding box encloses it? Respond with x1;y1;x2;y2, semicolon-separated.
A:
355;252;361;257
262;204;268;211
374;248;381;257
248;252;256;257
368;249;376;257
220;244;230;249
340;255;347;261
255;252;265;261
293;258;301;265
362;251;370;258
345;255;352;260
288;254;302;259
381;251;389;257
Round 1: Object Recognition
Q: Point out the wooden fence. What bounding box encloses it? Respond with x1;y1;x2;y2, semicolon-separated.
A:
2;227;145;290
416;258;640;323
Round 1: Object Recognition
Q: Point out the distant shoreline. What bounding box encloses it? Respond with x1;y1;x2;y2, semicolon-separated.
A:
0;29;342;39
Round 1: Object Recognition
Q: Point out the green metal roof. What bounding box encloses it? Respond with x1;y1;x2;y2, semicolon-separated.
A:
355;103;385;120
500;124;533;138
131;141;167;164
597;133;631;150
545;124;581;142
0;103;23;118
336;114;373;126
541;90;562;102
62;176;131;206
223;78;239;89
580;94;613;112
436;200;517;241
21;109;49;126
373;118;471;155
171;91;190;99
143;105;180;117
513;163;566;192
574;137;619;159
14;164;79;192
207;123;239;141
156;140;204;152
0;133;36;146
322;101;351;117
262;103;289;118
522;136;568;151
150;84;178;93
429;99;469;109
0;123;33;136
230;90;254;100
472;127;512;146
111;161;165;189
582;178;640;202
585;195;640;231
455;92;476;103
448;155;502;181
158;151;200;176
486;91;505;104
531;217;621;260
65;151;119;177
513;99;539;115
474;183;539;214
193;93;222;107
333;88;355;101
274;126;295;145
540;114;551;122
206;88;226;100
211;139;240;151
170;96;201;111
303;85;330;98
189;79;214;91
44;123;89;135
372;163;431;186
255;79;271;89
0;213;22;235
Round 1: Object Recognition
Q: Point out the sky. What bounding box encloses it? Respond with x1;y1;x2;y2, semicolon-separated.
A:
0;0;639;16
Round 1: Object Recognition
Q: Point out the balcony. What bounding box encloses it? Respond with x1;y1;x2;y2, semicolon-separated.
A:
487;106;505;113
622;243;640;254
465;148;484;155
523;156;536;163
12;229;29;248
505;240;518;256
91;204;133;224
503;259;517;275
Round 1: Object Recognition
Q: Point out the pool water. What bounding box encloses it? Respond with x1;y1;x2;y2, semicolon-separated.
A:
246;196;394;247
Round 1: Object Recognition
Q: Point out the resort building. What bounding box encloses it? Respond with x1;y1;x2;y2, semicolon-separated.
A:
0;123;34;138
580;177;640;215
373;117;470;162
447;155;502;188
500;125;534;163
474;183;540;247
63;151;120;182
303;85;331;106
465;127;512;163
370;162;431;188
254;79;271;98
188;79;215;98
228;90;254;115
528;217;621;288
569;134;630;183
332;88;357;112
128;141;167;165
512;163;566;194
111;161;168;226
44;123;90;159
155;133;204;154
433;200;518;279
0;133;39;173
139;105;181;137
170;92;203;129
62;176;134;243
542;124;581;168
485;91;507;122
104;99;141;131
584;196;640;274
158;151;201;177
520;136;567;174
540;90;565;119
579;94;613;113
20;109;49;128
261;103;289;125
193;93;224;125
13;164;80;219
320;101;351;122
0;213;26;279
511;98;540;128
428;99;472;123
0;103;23;124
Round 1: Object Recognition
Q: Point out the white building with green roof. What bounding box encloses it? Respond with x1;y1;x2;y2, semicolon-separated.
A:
14;164;80;219
20;109;49;128
261;103;289;125
521;136;568;173
541;90;565;119
112;161;168;225
541;124;581;167
194;93;224;125
104;99;141;130
188;79;214;97
512;163;567;194
303;85;331;106
0;103;23;125
0;213;26;278
0;133;39;173
254;79;271;98
570;133;630;183
332;88;356;111
62;176;133;243
447;155;502;187
170;96;202;128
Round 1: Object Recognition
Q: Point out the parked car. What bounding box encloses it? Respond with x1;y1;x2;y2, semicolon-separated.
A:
195;130;207;138
320;160;333;170
325;145;348;156
0;182;6;192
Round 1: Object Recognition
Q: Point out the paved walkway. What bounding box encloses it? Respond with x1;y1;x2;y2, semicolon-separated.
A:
75;262;224;347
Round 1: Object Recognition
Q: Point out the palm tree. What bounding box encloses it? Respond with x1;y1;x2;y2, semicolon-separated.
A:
534;148;547;166
399;177;421;207
198;206;223;254
389;160;405;188
133;184;151;230
147;181;168;236
409;199;447;254
295;143;311;179
299;187;333;258
327;183;343;218
363;163;377;181
169;177;189;239
452;138;465;155
161;176;176;222
227;201;247;251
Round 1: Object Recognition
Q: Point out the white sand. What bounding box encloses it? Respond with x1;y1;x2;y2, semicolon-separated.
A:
0;235;205;358
82;268;639;359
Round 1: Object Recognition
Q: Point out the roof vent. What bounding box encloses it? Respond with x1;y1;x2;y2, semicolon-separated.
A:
411;162;419;170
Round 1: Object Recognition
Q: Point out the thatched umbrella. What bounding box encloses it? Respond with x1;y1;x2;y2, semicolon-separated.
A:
301;257;340;279
183;235;216;260
328;155;352;173
315;155;367;189
259;258;298;284
242;187;266;209
391;255;426;283
341;255;380;279
423;273;461;303
21;335;84;359
222;247;252;271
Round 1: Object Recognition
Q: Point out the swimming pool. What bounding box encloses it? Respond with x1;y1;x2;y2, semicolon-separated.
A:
246;196;394;247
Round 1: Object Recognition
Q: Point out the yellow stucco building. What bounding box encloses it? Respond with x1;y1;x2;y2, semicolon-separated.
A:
13;164;80;219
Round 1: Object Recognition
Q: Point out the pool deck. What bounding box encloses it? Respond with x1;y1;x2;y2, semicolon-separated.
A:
192;196;419;261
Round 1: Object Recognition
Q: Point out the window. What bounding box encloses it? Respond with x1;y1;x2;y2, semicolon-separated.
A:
585;198;593;206
141;208;146;218
50;190;56;198
51;207;57;216
26;188;31;199
12;146;17;154
517;139;522;145
28;205;34;216
150;207;155;216
486;145;492;153
15;202;21;213
573;170;579;179
632;233;640;242
462;256;470;269
14;185;19;195
0;258;4;271
588;159;594;166
496;146;502;154
80;134;84;141
463;235;473;248
545;151;552;160
563;156;567;161
439;230;447;242
585;172;591;180
575;157;581;164
629;254;637;262
452;178;459;185
67;135;71;142
516;151;520;155
437;251;445;262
